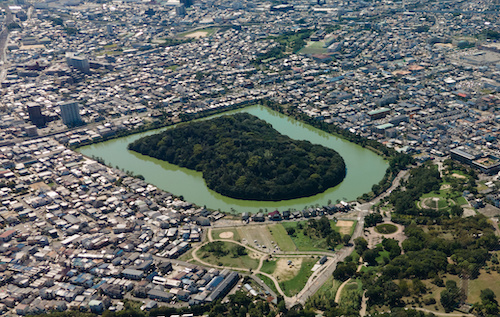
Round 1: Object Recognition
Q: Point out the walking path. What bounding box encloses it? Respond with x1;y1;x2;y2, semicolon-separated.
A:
190;169;410;308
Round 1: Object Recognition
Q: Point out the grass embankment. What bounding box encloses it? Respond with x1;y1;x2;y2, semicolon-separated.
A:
260;259;277;275
279;258;316;296
306;275;342;309
257;274;279;295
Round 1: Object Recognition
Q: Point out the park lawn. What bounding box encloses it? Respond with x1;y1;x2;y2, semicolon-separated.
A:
419;275;461;312
199;241;259;270
211;228;241;242
467;270;500;304
280;258;316;296
257;274;279;295
421;190;451;200
260;259;277;275
269;224;296;252
376;250;390;264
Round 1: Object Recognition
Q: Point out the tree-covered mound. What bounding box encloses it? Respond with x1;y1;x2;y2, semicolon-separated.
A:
128;113;346;201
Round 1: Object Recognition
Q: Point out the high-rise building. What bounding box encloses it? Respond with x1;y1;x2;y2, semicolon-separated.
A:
27;103;45;127
175;4;186;16
180;0;192;8
65;52;90;73
59;101;83;127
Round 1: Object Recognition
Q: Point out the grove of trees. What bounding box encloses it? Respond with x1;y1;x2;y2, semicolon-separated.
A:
128;113;346;200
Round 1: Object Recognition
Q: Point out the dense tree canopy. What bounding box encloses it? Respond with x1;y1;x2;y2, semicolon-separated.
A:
128;113;346;200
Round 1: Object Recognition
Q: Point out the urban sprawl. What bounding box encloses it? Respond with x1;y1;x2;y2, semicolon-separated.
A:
0;0;498;315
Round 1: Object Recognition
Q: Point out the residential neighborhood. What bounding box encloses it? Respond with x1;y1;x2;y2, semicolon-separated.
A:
0;0;498;315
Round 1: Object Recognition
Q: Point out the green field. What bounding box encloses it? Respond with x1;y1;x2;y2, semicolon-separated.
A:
280;258;316;296
198;241;259;270
269;224;296;252
260;259;277;275
298;41;328;54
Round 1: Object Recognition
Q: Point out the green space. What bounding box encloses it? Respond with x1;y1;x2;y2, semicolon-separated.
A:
375;249;390;264
179;27;218;38
129;113;345;201
255;29;314;63
282;218;350;251
468;270;500;304
260;259;277;275
166;65;179;71
198;241;259;270
279;258;316;297
374;223;398;234
256;273;279;295
298;41;328;55
305;275;342;311
268;224;296;252
455;196;468;206
338;278;363;314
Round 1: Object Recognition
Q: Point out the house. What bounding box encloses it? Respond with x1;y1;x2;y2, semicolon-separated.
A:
158;262;172;274
121;268;144;280
253;213;265;222
241;212;250;221
282;210;290;219
177;290;190;301
268;210;281;221
0;229;16;242
147;289;174;302
89;300;104;314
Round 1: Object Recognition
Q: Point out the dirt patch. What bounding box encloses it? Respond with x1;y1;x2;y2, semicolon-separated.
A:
248;252;260;259
462;208;476;217
219;232;234;239
452;173;466;179
440;184;451;190
336;220;354;234
29;182;51;191
185;31;208;39
274;258;302;281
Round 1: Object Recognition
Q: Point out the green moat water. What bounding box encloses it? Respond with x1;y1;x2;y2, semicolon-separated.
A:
78;105;388;213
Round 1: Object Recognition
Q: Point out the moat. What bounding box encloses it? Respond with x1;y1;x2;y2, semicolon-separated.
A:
78;105;388;213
